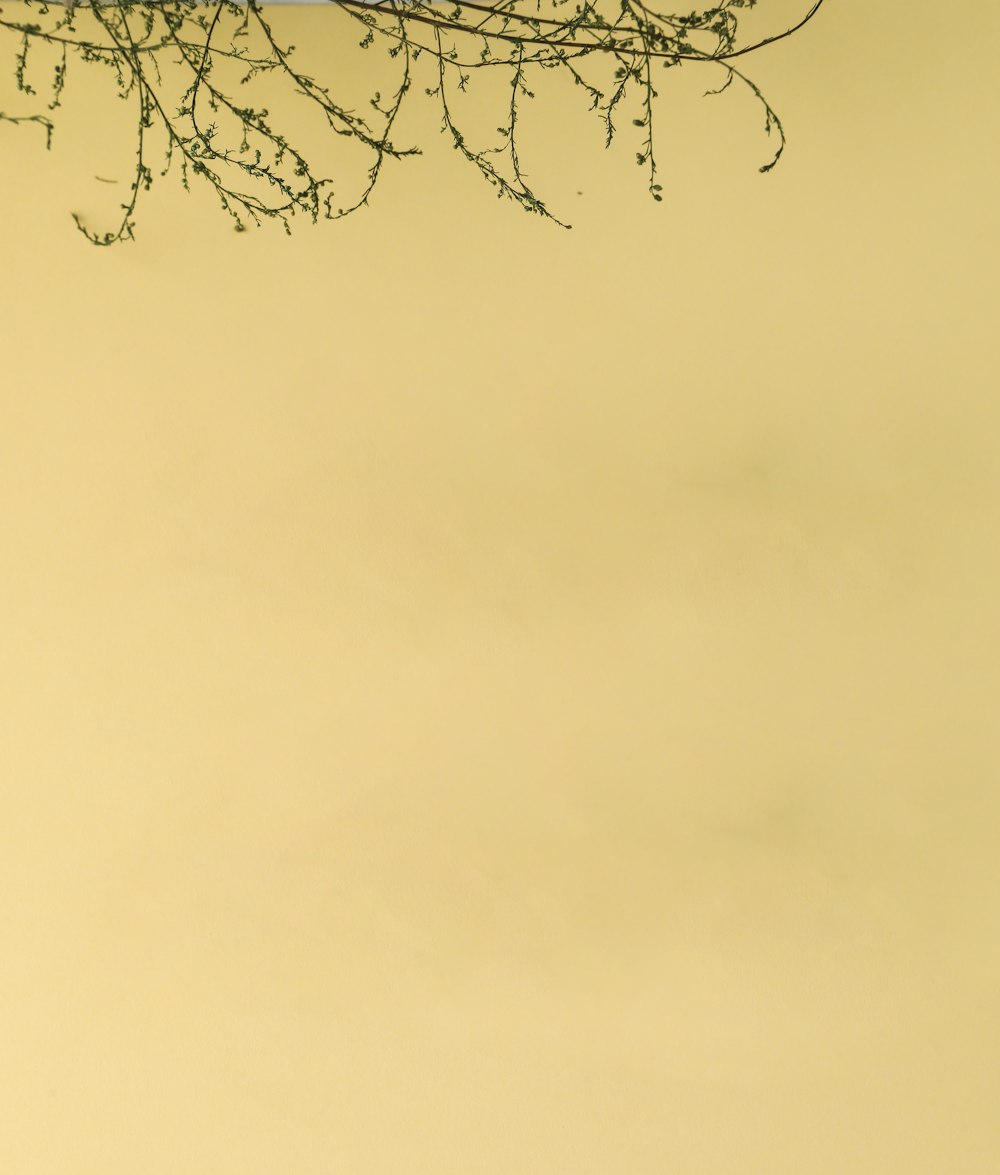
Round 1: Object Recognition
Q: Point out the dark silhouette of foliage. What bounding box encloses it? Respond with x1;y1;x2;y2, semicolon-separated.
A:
1;0;826;243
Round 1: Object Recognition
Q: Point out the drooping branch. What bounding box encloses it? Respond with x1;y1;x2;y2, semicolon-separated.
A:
0;0;827;243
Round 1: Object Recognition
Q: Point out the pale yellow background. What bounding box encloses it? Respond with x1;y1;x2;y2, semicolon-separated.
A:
2;2;998;1171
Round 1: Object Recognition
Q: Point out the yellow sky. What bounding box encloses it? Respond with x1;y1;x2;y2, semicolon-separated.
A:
2;2;999;1172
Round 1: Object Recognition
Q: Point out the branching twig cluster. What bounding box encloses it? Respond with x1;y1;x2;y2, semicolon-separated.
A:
0;0;826;243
